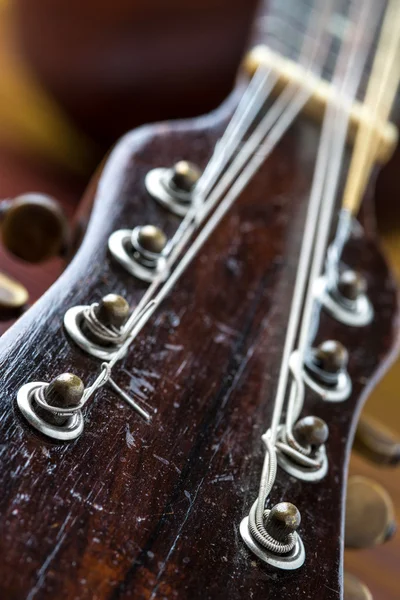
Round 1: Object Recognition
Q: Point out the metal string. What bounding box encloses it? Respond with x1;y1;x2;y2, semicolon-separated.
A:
125;0;331;327
269;0;380;445
285;0;381;440
249;0;381;553
77;0;333;410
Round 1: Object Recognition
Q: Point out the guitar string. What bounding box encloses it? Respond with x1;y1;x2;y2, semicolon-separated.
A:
160;65;279;258
190;0;327;206
342;0;400;215
254;0;365;518
158;2;333;270
76;0;334;408
123;0;332;324
260;0;386;99
248;0;381;552
247;0;372;545
269;0;381;446
284;0;380;443
325;0;400;288
122;0;333;325
251;0;366;444
286;0;380;433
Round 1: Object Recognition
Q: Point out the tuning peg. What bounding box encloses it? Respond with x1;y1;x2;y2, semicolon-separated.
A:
17;372;85;440
0;273;29;321
145;160;202;216
310;340;348;378
95;294;130;330
133;224;167;256
169;161;201;193
0;272;29;316
39;373;85;426
343;572;372;600
0;193;69;263
293;415;329;448
345;475;396;548
337;270;368;303
354;414;400;466
264;502;301;542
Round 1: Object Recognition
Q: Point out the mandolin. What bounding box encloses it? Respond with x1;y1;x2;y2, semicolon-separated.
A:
0;0;399;598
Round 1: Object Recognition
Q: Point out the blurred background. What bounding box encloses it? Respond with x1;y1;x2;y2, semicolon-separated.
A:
0;0;398;598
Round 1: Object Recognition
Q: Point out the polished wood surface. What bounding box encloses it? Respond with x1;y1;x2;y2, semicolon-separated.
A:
0;93;397;598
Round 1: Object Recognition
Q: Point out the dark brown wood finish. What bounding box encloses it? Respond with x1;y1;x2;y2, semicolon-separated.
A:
0;94;398;599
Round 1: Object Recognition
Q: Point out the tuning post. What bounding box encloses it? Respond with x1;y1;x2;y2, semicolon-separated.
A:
0;193;69;263
308;339;348;381
275;416;329;481
145;160;201;216
17;373;85;441
64;293;130;360
354;414;400;466
343;572;372;600
292;340;352;402
315;269;373;327
0;272;29;316
345;475;396;548
240;501;305;569
131;224;167;266
108;223;169;282
263;503;301;543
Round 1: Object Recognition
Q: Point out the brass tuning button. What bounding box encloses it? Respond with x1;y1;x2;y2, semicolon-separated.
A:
0;272;29;312
345;475;396;548
344;572;372;600
0;193;69;263
37;373;85;427
354;414;400;466
264;502;301;542
310;340;349;379
134;224;167;256
95;294;130;330
169;161;201;194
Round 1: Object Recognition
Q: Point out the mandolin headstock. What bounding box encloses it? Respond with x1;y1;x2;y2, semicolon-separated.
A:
0;1;400;598
0;87;398;598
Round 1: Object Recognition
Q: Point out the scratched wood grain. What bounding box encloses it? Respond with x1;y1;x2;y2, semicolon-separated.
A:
0;94;398;599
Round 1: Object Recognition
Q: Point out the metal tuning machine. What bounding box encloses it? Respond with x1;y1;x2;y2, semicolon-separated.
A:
64;293;130;360
17;373;85;441
294;339;352;402
145;160;201;216
316;269;373;327
275;416;329;481
108;223;169;282
345;475;396;549
0;193;69;263
240;500;305;570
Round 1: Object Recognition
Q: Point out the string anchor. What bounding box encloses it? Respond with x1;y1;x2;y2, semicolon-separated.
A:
292;340;352;403
315;270;373;327
64;293;130;360
145;160;201;216
108;377;151;422
17;373;85;441
108;224;169;282
275;416;329;481
240;501;305;570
